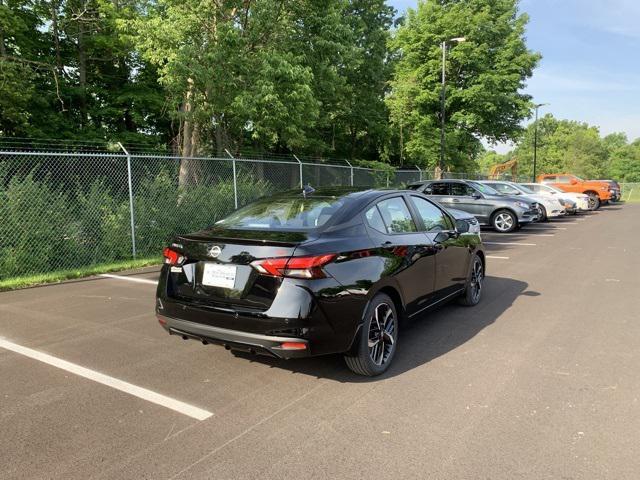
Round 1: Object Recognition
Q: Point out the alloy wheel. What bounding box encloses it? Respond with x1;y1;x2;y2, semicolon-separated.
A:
494;212;514;232
470;259;483;303
368;303;396;366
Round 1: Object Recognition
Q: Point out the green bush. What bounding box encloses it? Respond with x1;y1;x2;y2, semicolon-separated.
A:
0;174;76;277
0;168;273;279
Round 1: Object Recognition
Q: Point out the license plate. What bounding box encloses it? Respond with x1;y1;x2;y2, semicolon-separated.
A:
202;263;237;289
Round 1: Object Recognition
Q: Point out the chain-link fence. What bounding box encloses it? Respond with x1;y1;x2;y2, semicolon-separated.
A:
0;150;434;279
0;148;546;279
620;183;640;203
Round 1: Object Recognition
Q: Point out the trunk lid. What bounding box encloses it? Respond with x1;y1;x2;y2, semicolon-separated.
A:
167;227;314;311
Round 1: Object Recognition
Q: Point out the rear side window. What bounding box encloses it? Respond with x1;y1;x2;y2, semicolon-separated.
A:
216;196;344;230
541;176;556;183
424;182;449;195
376;197;417;233
410;197;452;232
365;206;387;233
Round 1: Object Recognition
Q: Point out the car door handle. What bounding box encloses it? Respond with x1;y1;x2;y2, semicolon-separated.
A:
451;198;460;202
382;241;393;246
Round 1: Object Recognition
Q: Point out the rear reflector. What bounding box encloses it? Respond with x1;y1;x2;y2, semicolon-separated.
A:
251;254;336;279
280;342;307;350
157;314;167;326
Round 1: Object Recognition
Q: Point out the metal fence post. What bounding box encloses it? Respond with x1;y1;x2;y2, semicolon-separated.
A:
416;165;423;182
225;149;238;209
386;171;390;188
345;160;354;186
293;154;303;188
118;143;136;259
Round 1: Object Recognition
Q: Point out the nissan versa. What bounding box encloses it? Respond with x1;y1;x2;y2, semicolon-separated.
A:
156;188;485;376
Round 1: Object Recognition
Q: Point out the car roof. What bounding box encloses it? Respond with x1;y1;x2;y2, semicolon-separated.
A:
412;179;469;185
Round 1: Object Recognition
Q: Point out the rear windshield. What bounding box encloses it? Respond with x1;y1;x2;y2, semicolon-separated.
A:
215;196;345;231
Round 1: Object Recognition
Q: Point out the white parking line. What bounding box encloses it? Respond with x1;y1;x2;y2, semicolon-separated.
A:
486;255;510;260
99;273;158;285
0;338;213;421
484;233;554;237
484;241;537;246
527;226;567;230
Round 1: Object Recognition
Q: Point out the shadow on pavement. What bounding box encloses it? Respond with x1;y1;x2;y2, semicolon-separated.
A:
232;275;532;382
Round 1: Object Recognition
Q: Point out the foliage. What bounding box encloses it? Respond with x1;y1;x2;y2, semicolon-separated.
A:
482;114;640;182
0;166;273;279
387;0;540;169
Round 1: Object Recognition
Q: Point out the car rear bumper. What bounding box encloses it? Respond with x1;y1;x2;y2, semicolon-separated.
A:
155;267;364;358
157;313;312;359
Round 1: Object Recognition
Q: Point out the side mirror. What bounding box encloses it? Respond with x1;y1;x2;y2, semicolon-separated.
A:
455;220;469;233
472;192;482;199
570;179;578;185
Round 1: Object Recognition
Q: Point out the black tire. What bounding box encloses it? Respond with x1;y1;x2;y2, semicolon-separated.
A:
458;254;484;306
491;209;517;233
539;205;548;222
587;193;600;210
344;293;398;376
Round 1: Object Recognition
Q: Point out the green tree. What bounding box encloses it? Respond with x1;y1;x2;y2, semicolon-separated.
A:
609;139;640;182
387;0;540;170
509;115;609;179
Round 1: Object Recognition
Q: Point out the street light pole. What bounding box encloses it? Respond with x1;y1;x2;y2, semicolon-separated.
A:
532;102;549;182
440;37;465;174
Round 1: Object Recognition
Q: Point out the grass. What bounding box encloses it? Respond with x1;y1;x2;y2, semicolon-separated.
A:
622;187;640;203
0;257;161;291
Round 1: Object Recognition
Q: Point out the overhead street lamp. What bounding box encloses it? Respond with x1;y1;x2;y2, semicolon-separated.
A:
532;102;549;182
440;37;466;173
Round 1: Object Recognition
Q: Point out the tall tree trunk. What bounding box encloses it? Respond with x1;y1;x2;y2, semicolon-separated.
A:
0;0;6;57
51;1;62;73
178;81;201;188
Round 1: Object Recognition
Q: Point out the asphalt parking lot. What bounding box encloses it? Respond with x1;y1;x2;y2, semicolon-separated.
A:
1;203;639;480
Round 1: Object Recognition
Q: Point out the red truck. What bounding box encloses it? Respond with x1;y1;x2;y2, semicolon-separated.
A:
536;174;613;210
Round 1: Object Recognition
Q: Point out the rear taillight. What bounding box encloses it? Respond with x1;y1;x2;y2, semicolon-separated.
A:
162;247;184;266
251;254;336;279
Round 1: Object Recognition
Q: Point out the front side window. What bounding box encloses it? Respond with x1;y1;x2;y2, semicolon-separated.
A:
411;197;452;232
524;184;541;192
376;197;417;234
450;183;474;196
557;175;571;183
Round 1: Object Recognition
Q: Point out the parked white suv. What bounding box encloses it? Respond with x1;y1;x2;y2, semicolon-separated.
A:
521;183;590;212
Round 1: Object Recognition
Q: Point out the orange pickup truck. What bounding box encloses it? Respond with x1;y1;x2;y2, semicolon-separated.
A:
536;174;613;210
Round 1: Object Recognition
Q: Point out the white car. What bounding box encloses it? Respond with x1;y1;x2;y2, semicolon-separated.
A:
521;183;590;212
480;180;565;221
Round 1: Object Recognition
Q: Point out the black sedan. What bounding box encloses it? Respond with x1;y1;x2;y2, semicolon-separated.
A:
156;188;485;376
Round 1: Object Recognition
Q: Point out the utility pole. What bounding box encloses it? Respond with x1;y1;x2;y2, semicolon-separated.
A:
532;103;549;182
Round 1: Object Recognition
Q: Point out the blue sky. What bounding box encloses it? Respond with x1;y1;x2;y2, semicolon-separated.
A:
388;0;640;151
